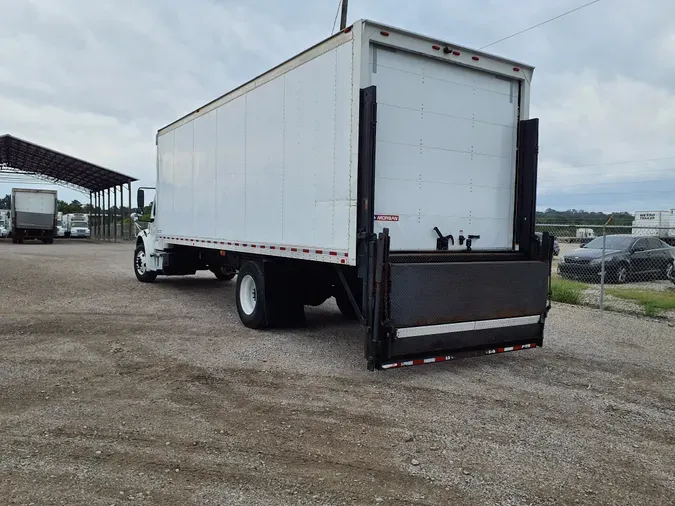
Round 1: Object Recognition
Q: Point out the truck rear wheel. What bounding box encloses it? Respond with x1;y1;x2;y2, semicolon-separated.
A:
236;261;268;329
134;244;157;283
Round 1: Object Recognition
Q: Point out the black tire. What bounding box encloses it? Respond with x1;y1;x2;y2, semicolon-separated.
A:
236;261;268;329
134;244;157;283
11;237;18;244
41;238;54;244
211;266;236;281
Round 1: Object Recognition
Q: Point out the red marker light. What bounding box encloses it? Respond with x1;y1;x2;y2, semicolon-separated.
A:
452;51;460;56
513;67;520;72
432;45;440;50
472;56;480;61
343;26;352;33
380;31;389;36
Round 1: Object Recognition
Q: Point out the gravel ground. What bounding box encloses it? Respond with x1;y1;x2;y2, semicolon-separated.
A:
1;239;674;506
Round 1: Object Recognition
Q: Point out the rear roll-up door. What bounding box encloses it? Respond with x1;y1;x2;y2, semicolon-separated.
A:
371;46;520;252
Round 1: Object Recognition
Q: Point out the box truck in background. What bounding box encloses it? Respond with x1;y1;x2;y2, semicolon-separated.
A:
63;213;90;238
11;188;58;244
632;210;675;245
0;209;9;237
56;212;66;238
132;20;553;370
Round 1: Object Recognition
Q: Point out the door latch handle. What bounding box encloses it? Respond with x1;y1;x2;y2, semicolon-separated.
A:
433;227;454;250
459;234;481;251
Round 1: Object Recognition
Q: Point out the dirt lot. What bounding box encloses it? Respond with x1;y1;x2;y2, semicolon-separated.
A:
1;240;674;506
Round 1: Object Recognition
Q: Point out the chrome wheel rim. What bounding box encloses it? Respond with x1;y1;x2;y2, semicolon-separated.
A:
135;250;147;275
239;274;257;315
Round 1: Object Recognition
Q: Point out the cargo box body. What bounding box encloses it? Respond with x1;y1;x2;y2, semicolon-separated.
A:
138;20;552;370
154;21;532;263
11;188;58;241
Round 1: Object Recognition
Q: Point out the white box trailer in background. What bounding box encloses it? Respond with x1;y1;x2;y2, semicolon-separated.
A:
11;188;57;244
0;209;9;237
632;210;675;245
56;212;65;237
133;20;553;370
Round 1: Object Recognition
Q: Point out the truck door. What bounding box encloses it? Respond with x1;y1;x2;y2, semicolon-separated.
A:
371;46;520;252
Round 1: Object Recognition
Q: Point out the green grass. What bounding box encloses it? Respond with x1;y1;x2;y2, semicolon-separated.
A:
606;287;675;317
551;278;588;305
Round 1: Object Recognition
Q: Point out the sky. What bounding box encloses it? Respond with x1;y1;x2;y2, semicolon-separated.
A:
1;0;675;213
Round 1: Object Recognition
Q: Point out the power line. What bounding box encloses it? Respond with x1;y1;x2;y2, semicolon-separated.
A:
331;0;342;35
480;0;602;49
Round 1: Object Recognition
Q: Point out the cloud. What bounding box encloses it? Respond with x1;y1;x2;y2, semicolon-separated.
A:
533;70;675;211
1;0;674;213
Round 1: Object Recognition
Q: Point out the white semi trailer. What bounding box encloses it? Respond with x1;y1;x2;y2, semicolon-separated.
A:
0;209;9;237
132;20;554;370
632;210;675;245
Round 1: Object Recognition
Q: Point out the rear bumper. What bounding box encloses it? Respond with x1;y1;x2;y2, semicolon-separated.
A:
363;228;554;370
381;342;538;370
371;258;550;369
386;317;544;362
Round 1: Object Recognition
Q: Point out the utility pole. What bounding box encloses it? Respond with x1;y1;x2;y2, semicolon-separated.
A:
340;0;348;30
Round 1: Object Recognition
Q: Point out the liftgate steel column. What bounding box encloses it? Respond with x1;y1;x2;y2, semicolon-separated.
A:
113;185;117;242
128;184;132;241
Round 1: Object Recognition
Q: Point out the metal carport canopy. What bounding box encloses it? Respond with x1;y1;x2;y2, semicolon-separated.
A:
0;134;136;192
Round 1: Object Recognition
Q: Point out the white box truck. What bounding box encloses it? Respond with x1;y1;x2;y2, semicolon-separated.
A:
632;210;675;245
56;212;66;237
0;209;9;237
63;213;90;238
132;20;553;370
11;188;58;244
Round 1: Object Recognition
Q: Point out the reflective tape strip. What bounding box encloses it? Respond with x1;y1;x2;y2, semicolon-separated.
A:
157;236;349;264
396;315;542;339
381;343;538;369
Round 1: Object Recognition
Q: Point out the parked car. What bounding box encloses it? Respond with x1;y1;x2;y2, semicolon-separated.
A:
558;235;675;283
0;225;8;238
536;232;560;256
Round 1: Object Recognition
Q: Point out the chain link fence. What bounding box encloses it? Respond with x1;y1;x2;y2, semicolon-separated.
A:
536;224;675;321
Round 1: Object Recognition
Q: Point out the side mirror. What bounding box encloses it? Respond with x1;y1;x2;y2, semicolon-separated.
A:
137;188;145;212
130;213;139;223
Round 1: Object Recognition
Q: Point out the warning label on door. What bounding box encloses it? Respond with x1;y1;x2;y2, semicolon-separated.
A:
375;214;399;222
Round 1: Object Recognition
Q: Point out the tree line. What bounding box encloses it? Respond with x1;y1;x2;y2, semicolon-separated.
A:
1;194;152;216
535;209;635;225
